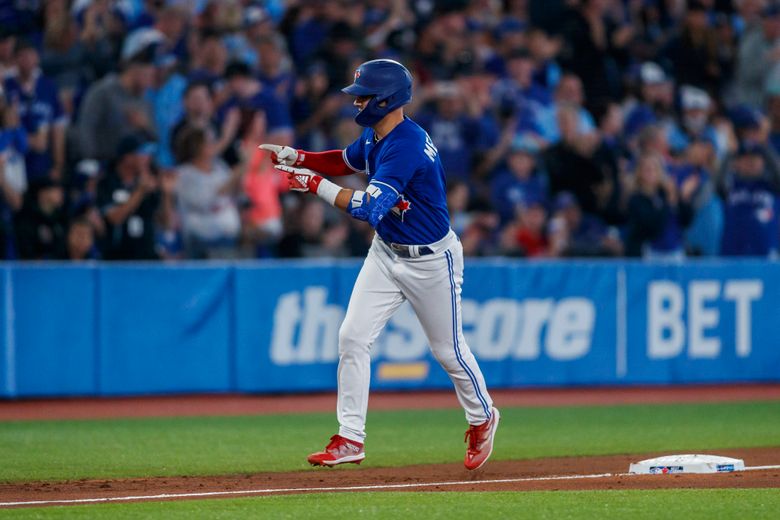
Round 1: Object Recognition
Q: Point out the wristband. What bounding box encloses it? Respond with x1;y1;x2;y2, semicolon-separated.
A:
314;177;341;206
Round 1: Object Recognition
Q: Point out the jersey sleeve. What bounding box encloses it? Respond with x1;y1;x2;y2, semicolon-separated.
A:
370;137;424;195
343;131;368;173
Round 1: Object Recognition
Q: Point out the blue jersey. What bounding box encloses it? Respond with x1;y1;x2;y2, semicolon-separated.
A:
3;72;66;180
344;117;450;245
721;176;779;256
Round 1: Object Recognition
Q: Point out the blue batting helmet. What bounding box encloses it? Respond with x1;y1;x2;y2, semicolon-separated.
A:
342;59;413;127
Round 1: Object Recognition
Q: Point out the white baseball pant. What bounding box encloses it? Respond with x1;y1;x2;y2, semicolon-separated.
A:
336;229;493;443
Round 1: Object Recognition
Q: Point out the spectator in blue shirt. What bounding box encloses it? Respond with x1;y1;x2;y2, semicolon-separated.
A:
256;37;295;131
219;60;292;146
720;142;780;257
415;82;484;183
673;135;723;256
0;95;27;259
490;133;546;224
187;31;228;95
769;89;780;154
541;73;595;144
3;40;67;181
491;49;551;137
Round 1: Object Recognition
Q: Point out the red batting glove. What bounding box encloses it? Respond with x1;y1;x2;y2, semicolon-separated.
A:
277;165;323;194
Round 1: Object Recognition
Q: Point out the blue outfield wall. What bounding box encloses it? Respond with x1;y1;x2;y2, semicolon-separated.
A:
1;259;779;397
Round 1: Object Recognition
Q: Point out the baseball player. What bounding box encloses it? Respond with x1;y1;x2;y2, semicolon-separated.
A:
260;59;498;470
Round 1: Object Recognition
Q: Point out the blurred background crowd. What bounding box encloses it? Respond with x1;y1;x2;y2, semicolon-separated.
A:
1;0;779;261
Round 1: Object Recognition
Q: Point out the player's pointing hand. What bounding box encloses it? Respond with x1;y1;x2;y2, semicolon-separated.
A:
259;144;299;166
276;165;322;194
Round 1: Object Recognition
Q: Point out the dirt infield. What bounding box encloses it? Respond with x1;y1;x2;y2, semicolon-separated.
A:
1;447;778;508
2;384;780;421
1;385;778;508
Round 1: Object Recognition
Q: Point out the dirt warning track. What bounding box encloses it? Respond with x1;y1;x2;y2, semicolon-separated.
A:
1;447;778;508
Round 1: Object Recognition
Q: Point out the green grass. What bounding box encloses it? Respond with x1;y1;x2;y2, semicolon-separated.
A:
3;490;780;519
1;401;779;482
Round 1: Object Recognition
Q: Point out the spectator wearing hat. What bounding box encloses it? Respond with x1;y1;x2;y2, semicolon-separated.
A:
96;135;160;260
548;191;621;257
624;62;675;138
624;153;699;258
3;40;67;181
223;6;275;69
14;178;68;260
668;85;725;159
490;133;547;224
77;45;157;162
716;106;780;199
671;134;723;256
734;4;780;109
490;49;551;137
720;141;780;257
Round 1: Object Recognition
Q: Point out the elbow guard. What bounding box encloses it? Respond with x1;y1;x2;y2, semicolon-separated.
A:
346;184;399;228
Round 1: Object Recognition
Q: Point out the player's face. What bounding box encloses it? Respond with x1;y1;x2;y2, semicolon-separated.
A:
353;95;372;110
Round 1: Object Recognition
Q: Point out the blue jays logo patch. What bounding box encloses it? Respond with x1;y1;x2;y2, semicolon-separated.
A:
391;195;411;221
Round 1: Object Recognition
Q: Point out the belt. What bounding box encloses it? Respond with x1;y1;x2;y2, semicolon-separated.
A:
388;242;435;258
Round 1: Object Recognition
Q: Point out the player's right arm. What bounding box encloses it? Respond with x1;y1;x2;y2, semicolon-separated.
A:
258;144;358;177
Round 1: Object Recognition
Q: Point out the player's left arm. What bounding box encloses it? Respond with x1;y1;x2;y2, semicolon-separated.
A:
276;165;400;228
277;140;419;227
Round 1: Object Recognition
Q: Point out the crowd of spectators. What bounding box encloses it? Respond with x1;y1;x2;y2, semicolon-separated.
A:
1;0;780;261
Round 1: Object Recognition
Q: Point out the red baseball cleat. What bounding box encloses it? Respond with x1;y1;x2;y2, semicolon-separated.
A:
308;435;365;467
463;407;500;470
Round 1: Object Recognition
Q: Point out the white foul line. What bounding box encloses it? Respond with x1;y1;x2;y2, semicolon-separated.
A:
0;472;620;508
2;465;778;509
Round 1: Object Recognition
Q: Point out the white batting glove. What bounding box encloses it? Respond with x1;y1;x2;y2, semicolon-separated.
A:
259;144;299;166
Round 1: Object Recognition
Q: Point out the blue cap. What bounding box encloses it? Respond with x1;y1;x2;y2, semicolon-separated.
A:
496;18;527;36
510;133;540;154
553;191;579;211
729;105;762;130
736;140;763;157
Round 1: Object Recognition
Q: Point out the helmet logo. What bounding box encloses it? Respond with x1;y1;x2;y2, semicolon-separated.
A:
354;69;361;81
